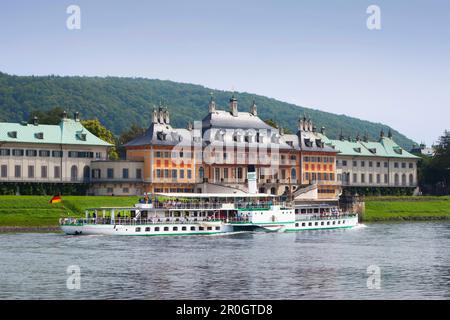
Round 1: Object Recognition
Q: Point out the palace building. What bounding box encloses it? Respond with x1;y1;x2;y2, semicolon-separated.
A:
0;96;419;197
0;112;111;194
318;130;419;190
91;96;341;200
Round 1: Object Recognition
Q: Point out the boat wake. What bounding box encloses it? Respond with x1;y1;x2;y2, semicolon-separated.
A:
352;223;368;230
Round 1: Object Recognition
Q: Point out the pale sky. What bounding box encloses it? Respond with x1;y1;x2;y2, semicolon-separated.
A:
0;0;449;146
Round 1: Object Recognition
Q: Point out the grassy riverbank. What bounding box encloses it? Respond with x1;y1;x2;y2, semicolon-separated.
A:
0;196;139;229
364;196;450;222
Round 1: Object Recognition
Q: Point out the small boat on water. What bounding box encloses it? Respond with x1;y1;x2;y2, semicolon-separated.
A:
60;192;358;236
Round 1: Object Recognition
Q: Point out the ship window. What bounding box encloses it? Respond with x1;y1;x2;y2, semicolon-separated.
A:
199;226;204;231
155;227;160;231
338;221;341;224
302;223;306;227
321;222;324;226
190;226;196;231
207;227;212;231
135;227;141;232
145;227;150;232
327;221;330;225
173;227;178;231
308;222;312;226
164;227;169;231
182;226;187;231
343;220;346;224
295;223;299;227
332;221;336;225
315;222;318;226
215;226;220;231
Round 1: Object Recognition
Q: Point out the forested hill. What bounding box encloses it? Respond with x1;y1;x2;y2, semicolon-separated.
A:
0;72;416;148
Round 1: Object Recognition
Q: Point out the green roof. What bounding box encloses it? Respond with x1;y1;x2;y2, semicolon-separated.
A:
0;119;112;146
322;135;419;159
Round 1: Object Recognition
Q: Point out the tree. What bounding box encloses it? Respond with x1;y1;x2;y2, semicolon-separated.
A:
81;119;119;160
119;124;146;145
419;130;450;194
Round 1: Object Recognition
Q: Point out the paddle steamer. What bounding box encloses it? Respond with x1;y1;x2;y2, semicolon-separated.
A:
60;193;358;236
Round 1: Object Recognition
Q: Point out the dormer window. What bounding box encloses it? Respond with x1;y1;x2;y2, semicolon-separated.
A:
7;131;17;139
35;132;44;140
76;133;87;141
233;130;243;143
368;148;377;154
215;129;226;142
315;139;323;147
353;147;361;153
304;138;313;147
156;132;166;141
394;148;403;155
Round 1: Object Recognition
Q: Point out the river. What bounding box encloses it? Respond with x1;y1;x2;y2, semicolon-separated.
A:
0;222;449;299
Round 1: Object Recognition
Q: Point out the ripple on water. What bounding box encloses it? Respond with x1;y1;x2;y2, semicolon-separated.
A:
0;221;449;299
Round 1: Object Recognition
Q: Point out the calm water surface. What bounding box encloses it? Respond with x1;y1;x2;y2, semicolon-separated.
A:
0;222;449;299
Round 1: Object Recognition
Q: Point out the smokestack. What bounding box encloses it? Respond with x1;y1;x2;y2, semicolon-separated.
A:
247;165;257;194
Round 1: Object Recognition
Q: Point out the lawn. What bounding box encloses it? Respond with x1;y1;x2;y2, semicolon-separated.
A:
0;195;139;227
364;196;450;221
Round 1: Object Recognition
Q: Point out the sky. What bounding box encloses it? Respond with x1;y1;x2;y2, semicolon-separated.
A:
0;0;449;146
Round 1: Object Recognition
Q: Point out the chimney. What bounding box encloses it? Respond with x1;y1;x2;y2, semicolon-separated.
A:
230;95;238;117
74;112;80;122
62;110;68;120
152;107;158;124
164;109;170;124
380;129;385;139
158;107;164;124
298;118;304;131
388;128;392;139
32;116;39;126
250;100;257;116
320;126;326;135
208;95;216;113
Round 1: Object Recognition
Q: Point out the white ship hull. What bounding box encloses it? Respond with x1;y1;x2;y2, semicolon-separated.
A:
285;215;358;232
61;216;358;236
61;222;234;236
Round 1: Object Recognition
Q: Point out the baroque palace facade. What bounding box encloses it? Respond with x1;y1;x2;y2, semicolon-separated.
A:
0;96;419;197
89;96;418;198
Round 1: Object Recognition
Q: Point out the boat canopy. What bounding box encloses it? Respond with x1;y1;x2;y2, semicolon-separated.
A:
153;192;275;198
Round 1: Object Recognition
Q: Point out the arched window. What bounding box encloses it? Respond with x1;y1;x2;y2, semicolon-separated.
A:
199;167;204;179
71;165;78;181
409;174;414;186
291;168;297;180
394;174;399;186
402;174;407;186
83;166;90;181
270;187;276;195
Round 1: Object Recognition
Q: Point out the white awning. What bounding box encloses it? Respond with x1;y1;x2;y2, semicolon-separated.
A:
153;192;275;198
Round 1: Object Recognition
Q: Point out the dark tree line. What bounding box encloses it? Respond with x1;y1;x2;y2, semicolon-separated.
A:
416;131;450;195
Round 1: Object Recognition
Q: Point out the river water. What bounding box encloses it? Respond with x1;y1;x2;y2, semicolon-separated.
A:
0;222;449;299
